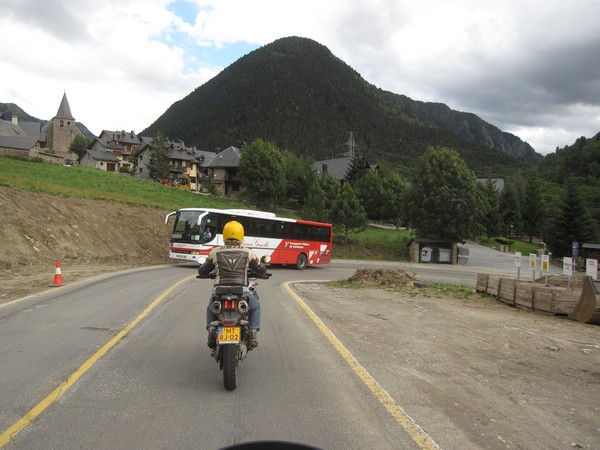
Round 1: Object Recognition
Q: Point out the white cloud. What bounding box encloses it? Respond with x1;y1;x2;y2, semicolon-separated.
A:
1;0;599;154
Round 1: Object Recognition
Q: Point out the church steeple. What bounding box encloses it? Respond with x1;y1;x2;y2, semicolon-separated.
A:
44;91;82;154
56;92;74;120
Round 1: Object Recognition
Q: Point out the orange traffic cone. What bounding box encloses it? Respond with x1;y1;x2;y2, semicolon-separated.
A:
49;259;64;287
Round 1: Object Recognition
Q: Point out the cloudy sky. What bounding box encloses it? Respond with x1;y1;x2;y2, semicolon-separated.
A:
1;0;599;156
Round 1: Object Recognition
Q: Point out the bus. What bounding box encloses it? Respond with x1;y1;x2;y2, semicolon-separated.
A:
164;208;332;269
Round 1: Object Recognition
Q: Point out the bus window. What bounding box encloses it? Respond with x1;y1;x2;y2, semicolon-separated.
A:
274;222;289;238
203;213;218;229
249;218;272;238
291;224;308;240
310;226;331;243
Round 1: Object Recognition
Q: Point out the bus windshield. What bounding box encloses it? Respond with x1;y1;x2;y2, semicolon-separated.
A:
171;210;206;242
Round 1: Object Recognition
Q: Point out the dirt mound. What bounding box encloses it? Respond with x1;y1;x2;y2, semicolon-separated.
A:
0;186;174;303
535;273;586;288
347;267;419;287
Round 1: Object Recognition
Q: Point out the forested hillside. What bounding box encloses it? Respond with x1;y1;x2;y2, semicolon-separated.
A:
142;37;528;176
535;133;600;226
391;94;540;164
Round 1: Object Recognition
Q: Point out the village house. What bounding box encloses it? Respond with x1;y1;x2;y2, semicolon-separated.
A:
136;138;216;192
204;146;244;196
80;149;120;171
0;117;39;158
95;130;141;172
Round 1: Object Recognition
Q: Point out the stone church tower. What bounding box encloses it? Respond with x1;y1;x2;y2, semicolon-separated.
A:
44;92;84;153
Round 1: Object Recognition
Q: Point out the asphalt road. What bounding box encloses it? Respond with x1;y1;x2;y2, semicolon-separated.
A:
0;247;562;449
0;263;419;449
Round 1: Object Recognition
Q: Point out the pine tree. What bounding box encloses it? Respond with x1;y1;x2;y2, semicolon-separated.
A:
499;180;520;238
344;148;370;185
302;180;328;222
146;132;171;180
480;179;501;240
545;179;598;257
331;182;367;244
521;172;545;242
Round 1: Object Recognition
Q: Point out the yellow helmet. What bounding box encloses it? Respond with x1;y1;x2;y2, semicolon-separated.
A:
223;221;244;242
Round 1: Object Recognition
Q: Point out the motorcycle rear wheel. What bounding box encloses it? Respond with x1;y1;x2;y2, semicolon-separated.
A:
222;345;238;390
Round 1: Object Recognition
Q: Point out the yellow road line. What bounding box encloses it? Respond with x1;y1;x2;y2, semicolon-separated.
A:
0;274;195;448
284;280;441;450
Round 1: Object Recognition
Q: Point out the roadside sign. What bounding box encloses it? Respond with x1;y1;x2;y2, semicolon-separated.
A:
572;241;579;260
514;252;522;267
529;253;537;269
563;257;573;276
541;254;549;272
587;259;598;280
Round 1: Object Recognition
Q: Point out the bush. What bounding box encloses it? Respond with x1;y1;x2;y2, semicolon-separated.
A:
495;237;514;246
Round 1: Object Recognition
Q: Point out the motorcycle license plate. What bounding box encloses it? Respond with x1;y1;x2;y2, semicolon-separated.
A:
218;326;240;344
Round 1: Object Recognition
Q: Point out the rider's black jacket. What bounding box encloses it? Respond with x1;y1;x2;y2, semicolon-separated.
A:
197;242;266;286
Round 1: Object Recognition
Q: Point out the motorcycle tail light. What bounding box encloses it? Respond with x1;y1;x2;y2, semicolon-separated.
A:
223;321;236;327
223;299;237;311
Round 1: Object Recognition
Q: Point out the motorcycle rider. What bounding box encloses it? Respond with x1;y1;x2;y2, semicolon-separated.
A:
197;220;266;349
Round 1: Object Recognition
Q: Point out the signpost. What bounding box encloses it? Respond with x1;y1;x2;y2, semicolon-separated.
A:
514;252;522;280
563;257;573;288
529;253;537;282
587;259;598;280
541;254;550;286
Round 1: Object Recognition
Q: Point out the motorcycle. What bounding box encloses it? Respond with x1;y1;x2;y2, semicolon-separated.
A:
196;256;271;391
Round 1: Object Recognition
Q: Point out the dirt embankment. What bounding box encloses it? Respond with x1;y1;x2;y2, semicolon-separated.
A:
0;187;174;302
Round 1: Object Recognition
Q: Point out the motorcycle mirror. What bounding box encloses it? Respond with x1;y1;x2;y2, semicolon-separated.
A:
196;256;207;264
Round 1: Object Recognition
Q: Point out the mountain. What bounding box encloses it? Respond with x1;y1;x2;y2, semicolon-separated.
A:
142;37;538;173
390;94;540;165
0;103;43;123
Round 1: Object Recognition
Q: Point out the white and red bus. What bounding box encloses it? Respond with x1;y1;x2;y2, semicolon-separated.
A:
164;208;332;269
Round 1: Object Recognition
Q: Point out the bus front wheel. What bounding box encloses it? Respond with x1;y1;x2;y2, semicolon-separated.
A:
296;253;307;270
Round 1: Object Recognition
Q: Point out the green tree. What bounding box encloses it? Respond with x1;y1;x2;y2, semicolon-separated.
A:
146;132;171;180
379;163;406;227
353;162;405;225
282;150;317;207
321;172;341;222
521;172;545;242
354;170;383;219
405;146;482;240
69;134;92;162
239;139;286;207
499;180;520;238
302;179;328;222
128;145;144;172
302;173;340;223
344;148;371;185
545;179;599;257
331;182;367;244
479;179;502;240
